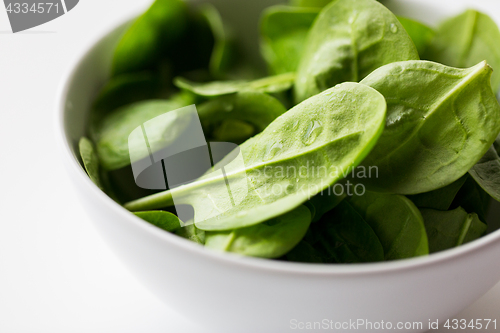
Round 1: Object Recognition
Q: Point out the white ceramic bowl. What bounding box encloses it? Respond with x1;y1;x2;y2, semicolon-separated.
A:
56;1;500;332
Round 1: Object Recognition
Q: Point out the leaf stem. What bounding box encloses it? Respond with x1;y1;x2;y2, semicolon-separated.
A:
124;190;175;211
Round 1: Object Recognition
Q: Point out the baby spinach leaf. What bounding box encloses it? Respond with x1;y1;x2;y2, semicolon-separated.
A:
407;175;468;211
79;137;104;190
307;189;346;223
134;211;182;232
451;176;491;223
285;240;326;263
294;0;419;102
197;91;287;143
469;134;500;202
175;223;205;245
397;16;435;56
290;0;332;8
420;207;487;253
205;205;311;258
174;73;296;97
93;99;194;171
198;4;236;78
90;72;162;128
424;10;500;92
359;61;500;194
313;201;385;263
348;192;429;260
260;6;320;74
124;82;387;231
112;0;188;76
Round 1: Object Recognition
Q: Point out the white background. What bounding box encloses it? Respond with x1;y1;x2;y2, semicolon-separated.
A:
0;0;499;332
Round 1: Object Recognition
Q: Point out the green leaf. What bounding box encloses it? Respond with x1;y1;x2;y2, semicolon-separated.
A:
397;16;435;56
285;240;326;263
306;189;346;223
451;176;491;223
260;6;320;74
348;192;428;260
359;61;500;194
175;223;206;245
124;82;387;231
420;207;487;253
290;0;333;8
90;72;161;128
174;73;296;97
199;4;236;78
196;91;287;143
134;211;182;232
407;175;468;211
79;137;104;190
424;10;500;92
294;0;419;102
205;205;311;258
469;134;500;202
112;0;188;76
313;201;385;263
93;99;193;171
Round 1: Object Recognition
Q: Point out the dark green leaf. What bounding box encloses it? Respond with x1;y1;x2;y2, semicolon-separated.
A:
112;0;188;76
420;207;487;253
314;201;385;263
469;134;500;202
407;175;468;211
348;192;428;260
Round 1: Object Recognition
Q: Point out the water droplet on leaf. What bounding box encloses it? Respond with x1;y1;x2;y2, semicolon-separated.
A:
302;120;323;146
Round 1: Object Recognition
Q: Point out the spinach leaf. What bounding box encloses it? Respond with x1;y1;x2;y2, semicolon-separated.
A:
348;192;428;260
307;189;346;223
289;0;332;8
313;201;385;263
198;4;236;78
205;205;311;258
197;91;287;143
407;175;468;211
397;16;435;56
134;211;182;232
285;240;325;263
359;61;500;194
451;176;491;223
294;0;419;102
124;82;387;231
93;99;194;171
112;0;188;76
174;73;295;97
260;6;320;74
420;207;487;253
424;10;500;92
90;72;162;131
175;223;206;245
79;137;104;190
469;134;500;202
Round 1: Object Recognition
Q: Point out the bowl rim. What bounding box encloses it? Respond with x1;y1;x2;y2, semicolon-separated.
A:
55;13;500;277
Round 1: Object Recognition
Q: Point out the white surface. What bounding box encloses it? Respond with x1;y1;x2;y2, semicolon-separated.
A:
0;0;499;332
